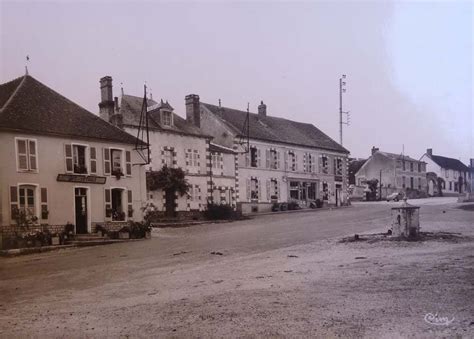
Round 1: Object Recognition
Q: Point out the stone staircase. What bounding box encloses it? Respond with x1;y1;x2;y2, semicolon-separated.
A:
67;233;112;246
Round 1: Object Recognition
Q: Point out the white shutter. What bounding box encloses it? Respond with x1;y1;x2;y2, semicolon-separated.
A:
257;148;262;167
276;151;281;169
125;151;132;176
90;147;97;174
294;154;298;171
17;139;28;170
103;148;111;175
28;140;37;170
246;178;251;201
266;179;271;201
65;144;73;173
319;155;323;173
303;153;307;172
277;180;281;201
265;149;270;168
284;151;288;170
258;179;262;201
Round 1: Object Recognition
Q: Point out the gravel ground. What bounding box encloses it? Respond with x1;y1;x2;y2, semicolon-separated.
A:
0;200;473;338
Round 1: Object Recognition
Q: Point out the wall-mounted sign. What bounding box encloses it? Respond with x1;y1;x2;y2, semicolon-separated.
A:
57;174;107;184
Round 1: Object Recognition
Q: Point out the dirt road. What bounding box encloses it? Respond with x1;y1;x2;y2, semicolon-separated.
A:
1;198;473;338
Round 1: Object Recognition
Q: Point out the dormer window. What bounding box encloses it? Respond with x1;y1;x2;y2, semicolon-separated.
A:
162;110;172;126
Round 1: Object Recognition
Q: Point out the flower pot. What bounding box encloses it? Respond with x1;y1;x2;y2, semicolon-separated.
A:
118;231;130;239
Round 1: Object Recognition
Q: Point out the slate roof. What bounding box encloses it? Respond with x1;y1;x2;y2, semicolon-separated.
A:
119;95;209;139
378;151;422;163
202;103;349;153
429;154;469;172
0;75;140;145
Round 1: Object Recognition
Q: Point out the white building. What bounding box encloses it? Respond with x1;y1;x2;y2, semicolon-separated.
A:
185;96;350;213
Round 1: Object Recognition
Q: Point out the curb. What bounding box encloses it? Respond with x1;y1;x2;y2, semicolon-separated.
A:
152;219;236;228
0;238;148;258
252;204;353;217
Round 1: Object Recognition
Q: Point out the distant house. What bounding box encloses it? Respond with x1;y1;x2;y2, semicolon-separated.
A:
348;158;367;185
420;148;470;195
0;74;147;243
188;96;350;213
98;77;236;216
355;147;427;199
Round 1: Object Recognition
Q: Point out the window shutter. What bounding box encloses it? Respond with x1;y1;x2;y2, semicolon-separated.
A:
277;180;281;201
105;189;111;218
266;179;271;201
127;190;133;218
125;151;132;176
28;140;37;170
220;154;224;170
265;149;270;168
41;187;48;219
276;151;281;169
246;178;251;202
17;139;28;170
90;147;97;174
258;179;262;201
311;154;315;173
334;158;337;175
257;148;262;167
284;151;288;170
294;154;298;171
303;153;307;172
103;148;111;175
319;155;323;173
244;152;250;167
10;186;18;221
64;144;73;173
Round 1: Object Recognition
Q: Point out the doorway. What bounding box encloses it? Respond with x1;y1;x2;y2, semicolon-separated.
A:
335;184;342;207
75;187;88;234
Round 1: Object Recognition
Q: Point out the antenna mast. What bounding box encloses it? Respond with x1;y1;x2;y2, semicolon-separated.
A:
339;74;350;146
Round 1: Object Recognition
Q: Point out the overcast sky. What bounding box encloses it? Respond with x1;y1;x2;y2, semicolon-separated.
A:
1;1;472;162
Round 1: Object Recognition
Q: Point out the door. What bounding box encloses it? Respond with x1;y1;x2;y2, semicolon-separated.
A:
335;184;342;207
75;188;88;234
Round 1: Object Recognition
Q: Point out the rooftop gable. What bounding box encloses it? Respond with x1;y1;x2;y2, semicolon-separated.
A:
202;103;349;154
429;154;469;172
0;75;140;145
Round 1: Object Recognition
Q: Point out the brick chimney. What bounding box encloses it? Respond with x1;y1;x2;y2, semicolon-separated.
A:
426;148;433;157
258;101;267;117
99;76;115;122
371;146;379;155
185;94;200;128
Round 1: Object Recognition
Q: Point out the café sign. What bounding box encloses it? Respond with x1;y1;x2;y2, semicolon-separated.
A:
57;174;107;184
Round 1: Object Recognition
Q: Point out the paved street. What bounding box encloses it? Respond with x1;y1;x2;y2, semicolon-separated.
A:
1;197;473;338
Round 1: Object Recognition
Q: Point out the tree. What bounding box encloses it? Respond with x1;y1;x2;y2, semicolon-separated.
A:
146;166;189;217
365;179;379;201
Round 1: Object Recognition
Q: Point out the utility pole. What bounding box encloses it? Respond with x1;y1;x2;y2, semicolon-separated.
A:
339;75;350;146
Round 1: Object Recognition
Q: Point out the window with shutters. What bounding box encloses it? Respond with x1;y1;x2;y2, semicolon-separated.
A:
270;179;279;200
90;147;97;174
17;185;38;221
111;149;124;176
250;178;259;201
269;149;279;169
402;176;406;188
250;147;258;168
127;190;133;217
321;155;329;174
125;151;132;176
73;145;88;174
410;177;414;189
335;158;343;175
289;151;297;171
16;138;37;172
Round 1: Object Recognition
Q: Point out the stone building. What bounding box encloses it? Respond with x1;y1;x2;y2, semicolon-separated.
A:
420;148;470;196
98;77;236;216
355;147;427;199
185;95;350;213
0;74;147;245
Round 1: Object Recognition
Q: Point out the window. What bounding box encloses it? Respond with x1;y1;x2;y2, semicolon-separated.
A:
188;185;201;202
41;187;48;220
250;147;258;167
267;179;279;201
322;182;329;200
269;149;279;169
449;181;452;190
402;161;406;171
127;190;133;218
410;177;414;189
410;162;414;172
162;111;172;126
289;151;297;171
164;149;173;167
73;145;88;174
290;181;299;200
418;163;421;172
211;152;222;170
321;155;328;174
402;176;406;188
16;138;37;172
308;182;317;200
250;178;259;200
418;178;421;191
12;185;38;222
335;158;343;175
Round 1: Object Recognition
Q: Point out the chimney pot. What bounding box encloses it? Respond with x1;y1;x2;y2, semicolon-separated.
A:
258;100;267;117
371;146;379;155
427;148;433;156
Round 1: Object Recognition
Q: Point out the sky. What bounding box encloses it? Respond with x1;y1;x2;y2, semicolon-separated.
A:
1;1;472;163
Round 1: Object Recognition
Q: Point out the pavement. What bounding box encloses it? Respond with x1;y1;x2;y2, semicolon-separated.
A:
0;197;472;338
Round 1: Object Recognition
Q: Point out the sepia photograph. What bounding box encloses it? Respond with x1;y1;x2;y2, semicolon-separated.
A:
0;0;472;337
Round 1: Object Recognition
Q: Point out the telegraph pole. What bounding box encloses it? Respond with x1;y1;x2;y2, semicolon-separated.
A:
339;75;350;146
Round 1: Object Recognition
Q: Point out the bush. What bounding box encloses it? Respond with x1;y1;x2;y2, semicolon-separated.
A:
288;201;300;210
129;221;151;239
315;199;323;208
204;203;234;220
271;203;280;212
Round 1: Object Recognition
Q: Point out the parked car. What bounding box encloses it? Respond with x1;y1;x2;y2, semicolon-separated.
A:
387;192;404;202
